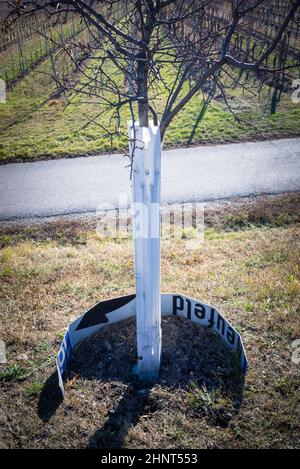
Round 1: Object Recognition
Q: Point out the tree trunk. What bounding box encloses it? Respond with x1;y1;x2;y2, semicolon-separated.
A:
137;56;149;127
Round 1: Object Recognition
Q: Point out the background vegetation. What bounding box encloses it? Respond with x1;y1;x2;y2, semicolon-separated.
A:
0;3;299;164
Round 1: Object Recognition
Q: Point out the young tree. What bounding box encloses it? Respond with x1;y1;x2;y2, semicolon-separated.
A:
4;0;299;379
4;1;300;136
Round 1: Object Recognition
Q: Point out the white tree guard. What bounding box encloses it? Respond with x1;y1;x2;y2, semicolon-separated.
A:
128;122;162;380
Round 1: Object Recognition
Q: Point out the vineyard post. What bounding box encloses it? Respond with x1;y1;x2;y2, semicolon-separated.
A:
16;28;25;76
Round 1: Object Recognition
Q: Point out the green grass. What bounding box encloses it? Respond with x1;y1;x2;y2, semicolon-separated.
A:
0;364;27;382
0;47;299;163
23;380;44;398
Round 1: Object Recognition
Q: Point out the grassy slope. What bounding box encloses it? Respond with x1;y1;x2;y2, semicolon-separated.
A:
0;52;299;163
0;193;299;448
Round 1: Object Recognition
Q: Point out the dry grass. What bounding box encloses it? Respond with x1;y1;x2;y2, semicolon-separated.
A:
0;193;299;448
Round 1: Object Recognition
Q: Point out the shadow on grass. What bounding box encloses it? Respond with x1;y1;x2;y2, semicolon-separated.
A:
37;371;63;422
37;317;245;447
87;377;245;449
89;383;152;449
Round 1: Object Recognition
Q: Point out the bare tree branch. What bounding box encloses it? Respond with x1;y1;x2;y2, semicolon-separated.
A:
2;0;299;148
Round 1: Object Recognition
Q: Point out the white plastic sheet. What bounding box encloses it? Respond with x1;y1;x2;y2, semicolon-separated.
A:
56;293;247;397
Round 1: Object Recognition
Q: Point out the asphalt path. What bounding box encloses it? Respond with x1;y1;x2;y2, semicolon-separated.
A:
0;137;299;222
